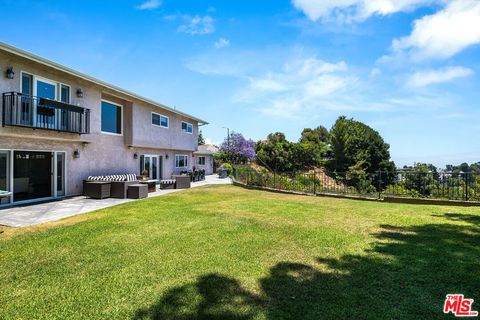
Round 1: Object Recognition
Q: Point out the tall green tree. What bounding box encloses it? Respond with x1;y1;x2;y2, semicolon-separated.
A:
256;133;293;172
300;126;330;144
330;116;396;187
404;163;437;196
198;130;205;145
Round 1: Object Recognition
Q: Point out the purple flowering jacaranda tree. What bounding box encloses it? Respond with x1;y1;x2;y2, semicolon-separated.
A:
220;132;256;164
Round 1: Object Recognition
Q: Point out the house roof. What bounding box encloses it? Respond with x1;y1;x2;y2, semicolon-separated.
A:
0;42;208;125
194;144;219;155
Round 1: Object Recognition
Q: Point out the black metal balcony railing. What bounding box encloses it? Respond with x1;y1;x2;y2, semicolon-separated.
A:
2;92;90;134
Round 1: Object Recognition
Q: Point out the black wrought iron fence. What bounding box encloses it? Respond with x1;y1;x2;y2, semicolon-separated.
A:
233;166;480;202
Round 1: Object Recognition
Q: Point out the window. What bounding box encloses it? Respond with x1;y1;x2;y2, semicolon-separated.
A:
198;156;206;165
36;79;56;100
101;100;122;135
175;154;188;168
181;122;193;134
152;113;169;128
60;84;70;103
21;73;33;95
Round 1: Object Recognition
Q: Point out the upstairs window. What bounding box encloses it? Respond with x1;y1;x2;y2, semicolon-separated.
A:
182;121;193;134
60;84;70;103
152;113;169;128
101;100;122;135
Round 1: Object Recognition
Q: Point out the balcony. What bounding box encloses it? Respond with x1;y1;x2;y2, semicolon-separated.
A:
2;92;90;135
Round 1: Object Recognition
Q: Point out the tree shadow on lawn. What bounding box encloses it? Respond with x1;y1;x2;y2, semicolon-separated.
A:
133;213;480;319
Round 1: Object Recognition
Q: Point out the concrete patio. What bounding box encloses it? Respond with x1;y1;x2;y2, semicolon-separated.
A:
0;175;231;227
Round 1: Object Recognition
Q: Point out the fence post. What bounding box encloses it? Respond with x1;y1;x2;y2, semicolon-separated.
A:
313;171;317;195
378;171;382;200
273;170;276;190
465;173;469;201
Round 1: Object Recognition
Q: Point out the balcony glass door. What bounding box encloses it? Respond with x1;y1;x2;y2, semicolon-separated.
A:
35;78;57;129
21;73;34;126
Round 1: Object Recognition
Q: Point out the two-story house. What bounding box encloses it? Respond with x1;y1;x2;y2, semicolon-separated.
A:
0;42;207;206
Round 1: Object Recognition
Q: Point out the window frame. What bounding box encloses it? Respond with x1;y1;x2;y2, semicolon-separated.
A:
181;121;193;134
175;154;188;169
198;156;206;165
151;112;169;128
20;71;72;104
101;99;124;136
35;76;58;100
59;83;71;104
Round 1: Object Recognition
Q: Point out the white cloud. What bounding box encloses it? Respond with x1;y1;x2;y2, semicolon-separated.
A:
204;138;220;146
136;0;161;10
370;68;381;77
390;0;480;61
214;38;230;49
292;0;435;22
235;57;361;118
407;66;473;87
178;15;215;35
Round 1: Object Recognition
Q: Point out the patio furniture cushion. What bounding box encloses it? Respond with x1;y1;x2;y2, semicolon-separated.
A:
126;174;137;181
87;174;137;182
87;176;104;181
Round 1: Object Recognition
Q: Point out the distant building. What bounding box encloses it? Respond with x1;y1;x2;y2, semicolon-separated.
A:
193;144;219;175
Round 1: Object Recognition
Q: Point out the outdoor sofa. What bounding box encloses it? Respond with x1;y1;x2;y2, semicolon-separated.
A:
83;174;138;199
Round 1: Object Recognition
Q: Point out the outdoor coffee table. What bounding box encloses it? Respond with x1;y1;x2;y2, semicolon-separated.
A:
139;179;159;192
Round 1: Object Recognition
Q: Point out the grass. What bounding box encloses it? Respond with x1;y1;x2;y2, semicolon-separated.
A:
1;185;480;319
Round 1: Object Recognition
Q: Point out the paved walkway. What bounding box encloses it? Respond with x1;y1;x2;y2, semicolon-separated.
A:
0;175;231;227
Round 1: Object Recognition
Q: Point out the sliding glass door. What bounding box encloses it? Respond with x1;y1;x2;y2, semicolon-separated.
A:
0;151;10;204
140;155;160;180
0;150;67;205
56;152;65;197
13;151;53;202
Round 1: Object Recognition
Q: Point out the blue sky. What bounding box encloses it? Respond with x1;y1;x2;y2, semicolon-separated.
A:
1;0;479;167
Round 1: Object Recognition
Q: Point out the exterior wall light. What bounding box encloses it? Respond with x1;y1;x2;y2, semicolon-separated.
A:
5;67;14;79
165;154;169;160
73;150;80;158
76;88;84;98
133;153;138;159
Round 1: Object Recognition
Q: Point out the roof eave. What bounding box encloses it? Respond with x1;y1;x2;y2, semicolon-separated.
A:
0;42;209;125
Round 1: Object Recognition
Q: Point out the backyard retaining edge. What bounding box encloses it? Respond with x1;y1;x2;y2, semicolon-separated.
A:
232;180;480;207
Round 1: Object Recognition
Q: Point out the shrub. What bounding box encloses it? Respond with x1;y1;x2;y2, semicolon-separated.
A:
223;163;233;175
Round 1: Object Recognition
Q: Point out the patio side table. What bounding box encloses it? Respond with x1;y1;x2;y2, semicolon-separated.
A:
139;179;159;193
127;184;148;199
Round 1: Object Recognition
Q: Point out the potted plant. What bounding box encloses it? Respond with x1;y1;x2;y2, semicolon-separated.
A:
142;169;148;180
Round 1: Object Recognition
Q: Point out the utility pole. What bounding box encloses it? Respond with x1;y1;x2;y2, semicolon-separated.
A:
222;127;230;147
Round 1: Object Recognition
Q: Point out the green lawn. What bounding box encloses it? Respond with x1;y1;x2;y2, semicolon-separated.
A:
1;185;479;319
